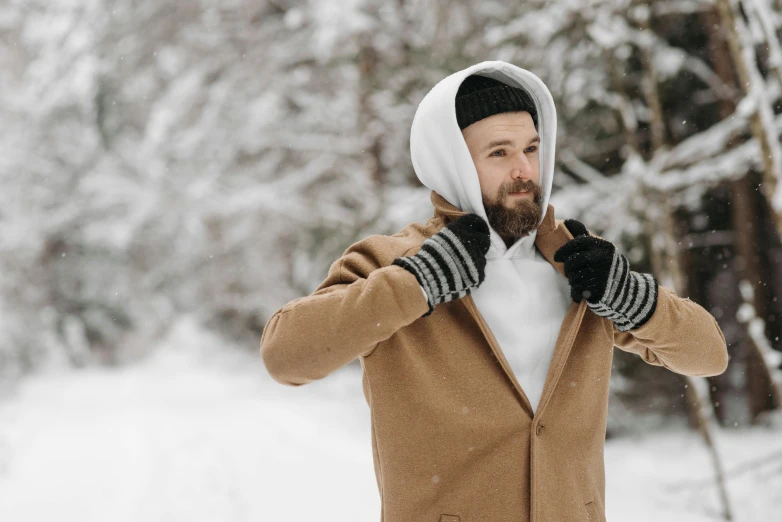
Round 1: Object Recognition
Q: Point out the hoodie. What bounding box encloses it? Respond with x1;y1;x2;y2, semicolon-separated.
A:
409;60;572;412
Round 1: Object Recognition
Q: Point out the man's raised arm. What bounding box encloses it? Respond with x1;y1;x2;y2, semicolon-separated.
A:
553;218;728;377
612;285;728;377
260;214;491;386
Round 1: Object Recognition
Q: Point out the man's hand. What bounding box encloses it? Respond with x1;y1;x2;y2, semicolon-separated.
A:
393;214;491;317
553;219;658;332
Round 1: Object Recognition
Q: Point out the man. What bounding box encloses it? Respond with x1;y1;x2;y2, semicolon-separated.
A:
261;61;728;522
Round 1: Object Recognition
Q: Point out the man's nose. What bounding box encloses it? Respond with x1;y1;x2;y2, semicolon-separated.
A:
510;154;535;179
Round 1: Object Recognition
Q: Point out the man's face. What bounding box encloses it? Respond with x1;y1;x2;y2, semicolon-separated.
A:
462;111;542;240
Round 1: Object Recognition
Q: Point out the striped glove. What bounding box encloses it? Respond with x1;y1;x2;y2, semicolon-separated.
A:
393;214;491;317
553;219;658;332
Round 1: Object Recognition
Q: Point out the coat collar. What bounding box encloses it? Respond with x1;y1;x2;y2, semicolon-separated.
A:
429;190;572;279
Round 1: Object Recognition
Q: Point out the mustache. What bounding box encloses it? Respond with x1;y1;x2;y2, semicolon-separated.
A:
499;179;541;199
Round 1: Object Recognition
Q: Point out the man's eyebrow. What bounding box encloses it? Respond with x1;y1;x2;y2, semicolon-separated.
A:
483;136;540;152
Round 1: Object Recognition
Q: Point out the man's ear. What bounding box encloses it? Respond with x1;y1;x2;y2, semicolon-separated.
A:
563;218;589;238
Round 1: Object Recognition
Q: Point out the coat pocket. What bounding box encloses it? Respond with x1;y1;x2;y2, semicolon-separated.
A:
439;515;460;522
585;501;604;521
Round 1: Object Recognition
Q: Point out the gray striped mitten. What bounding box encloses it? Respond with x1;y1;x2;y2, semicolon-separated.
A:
553;219;658;332
393;214;491;317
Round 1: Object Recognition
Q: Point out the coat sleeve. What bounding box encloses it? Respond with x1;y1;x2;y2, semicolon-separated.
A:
260;236;430;386
612;285;729;377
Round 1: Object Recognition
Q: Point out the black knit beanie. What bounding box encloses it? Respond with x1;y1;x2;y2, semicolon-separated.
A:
455;75;538;130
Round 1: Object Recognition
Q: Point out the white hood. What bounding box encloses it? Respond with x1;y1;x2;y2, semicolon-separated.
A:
409;60;558;259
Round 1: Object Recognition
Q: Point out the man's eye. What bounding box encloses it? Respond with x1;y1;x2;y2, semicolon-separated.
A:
490;149;505;157
526;146;538;153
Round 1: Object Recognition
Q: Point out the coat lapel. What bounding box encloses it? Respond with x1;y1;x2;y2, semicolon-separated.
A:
462;295;536;417
532;208;589;419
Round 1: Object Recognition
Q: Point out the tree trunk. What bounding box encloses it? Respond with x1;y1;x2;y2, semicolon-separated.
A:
715;0;782;234
635;7;733;519
705;6;781;421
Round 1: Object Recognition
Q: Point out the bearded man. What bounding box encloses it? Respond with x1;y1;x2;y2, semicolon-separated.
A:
261;61;728;522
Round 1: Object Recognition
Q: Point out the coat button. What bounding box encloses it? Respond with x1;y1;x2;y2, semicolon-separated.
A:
536;424;544;435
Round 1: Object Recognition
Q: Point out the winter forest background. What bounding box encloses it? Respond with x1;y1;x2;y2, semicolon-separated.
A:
1;0;782;520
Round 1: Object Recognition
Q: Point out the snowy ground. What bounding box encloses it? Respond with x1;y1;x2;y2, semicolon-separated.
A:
0;321;780;521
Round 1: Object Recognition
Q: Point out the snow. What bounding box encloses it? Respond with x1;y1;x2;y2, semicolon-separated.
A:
606;431;782;521
0;328;780;521
0;343;378;521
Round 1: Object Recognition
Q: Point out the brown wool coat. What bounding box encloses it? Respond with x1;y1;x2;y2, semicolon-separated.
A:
261;191;729;522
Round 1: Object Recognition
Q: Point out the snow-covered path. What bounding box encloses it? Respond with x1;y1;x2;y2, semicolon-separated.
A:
0;334;780;521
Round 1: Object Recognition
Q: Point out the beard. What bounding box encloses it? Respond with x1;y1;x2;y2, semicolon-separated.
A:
482;178;543;240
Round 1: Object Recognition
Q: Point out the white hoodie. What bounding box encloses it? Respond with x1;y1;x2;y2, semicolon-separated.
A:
409;60;572;413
